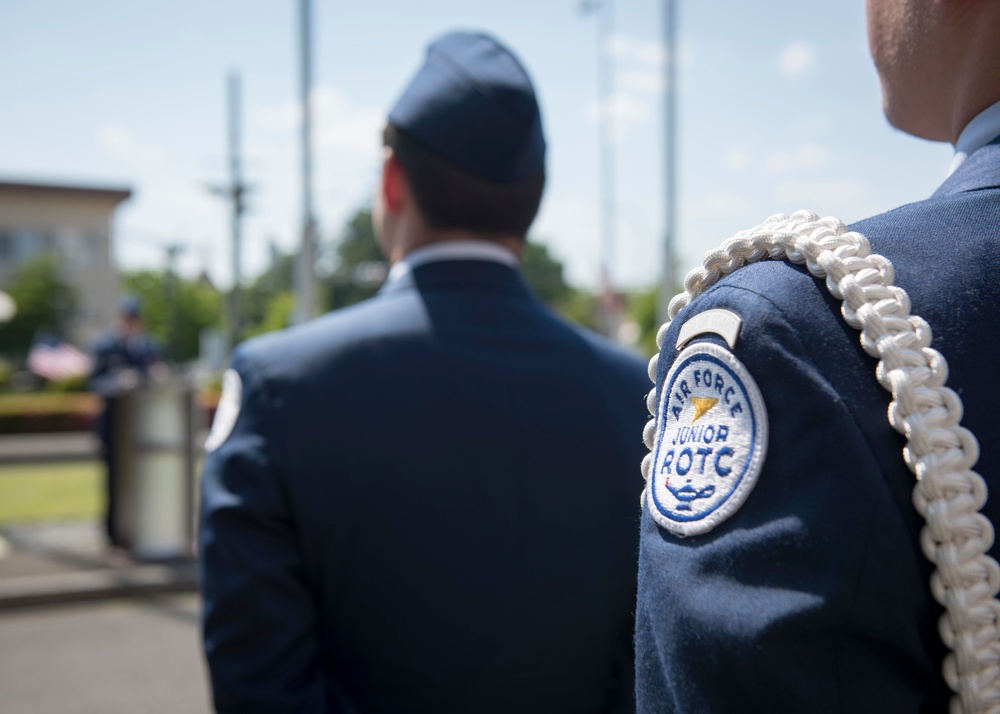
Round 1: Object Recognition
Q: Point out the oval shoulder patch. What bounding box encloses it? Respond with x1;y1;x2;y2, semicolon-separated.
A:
205;369;243;453
646;341;768;537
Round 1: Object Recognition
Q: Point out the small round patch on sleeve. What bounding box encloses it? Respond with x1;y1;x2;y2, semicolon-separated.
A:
205;368;242;453
646;341;768;537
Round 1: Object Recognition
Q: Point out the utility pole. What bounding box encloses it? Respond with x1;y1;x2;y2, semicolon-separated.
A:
164;243;184;362
658;0;679;327
227;72;247;352
598;0;617;338
209;72;249;355
581;0;618;338
295;0;318;324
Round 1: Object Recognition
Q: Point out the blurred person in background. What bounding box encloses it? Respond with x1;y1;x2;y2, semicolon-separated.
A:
199;31;649;714
89;296;162;550
635;0;1000;711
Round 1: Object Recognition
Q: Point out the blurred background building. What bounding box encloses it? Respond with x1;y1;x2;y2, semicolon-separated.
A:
0;179;131;347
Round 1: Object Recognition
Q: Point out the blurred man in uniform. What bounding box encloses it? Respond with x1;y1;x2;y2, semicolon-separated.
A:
200;31;648;713
635;1;1000;712
90;296;162;549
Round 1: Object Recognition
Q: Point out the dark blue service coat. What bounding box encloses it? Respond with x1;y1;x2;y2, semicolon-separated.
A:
636;136;1000;713
200;259;650;713
89;329;161;397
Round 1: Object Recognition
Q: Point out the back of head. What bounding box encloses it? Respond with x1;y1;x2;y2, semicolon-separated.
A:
386;31;547;238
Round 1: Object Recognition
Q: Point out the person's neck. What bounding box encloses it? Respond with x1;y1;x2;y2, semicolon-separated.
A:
945;14;1000;143
390;225;523;264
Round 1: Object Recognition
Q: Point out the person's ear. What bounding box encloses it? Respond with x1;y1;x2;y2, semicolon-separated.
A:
381;148;407;214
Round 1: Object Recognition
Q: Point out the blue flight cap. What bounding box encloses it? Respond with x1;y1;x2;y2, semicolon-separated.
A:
119;295;141;318
388;31;546;184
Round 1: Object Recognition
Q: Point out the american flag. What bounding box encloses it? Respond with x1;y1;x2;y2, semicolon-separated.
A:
27;342;92;381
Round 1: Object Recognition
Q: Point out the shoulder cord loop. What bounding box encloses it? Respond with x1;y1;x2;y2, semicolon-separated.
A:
640;210;1000;714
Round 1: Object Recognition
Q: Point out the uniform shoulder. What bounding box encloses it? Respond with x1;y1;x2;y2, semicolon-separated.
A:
235;290;427;381
91;330;117;350
681;198;946;331
564;321;650;390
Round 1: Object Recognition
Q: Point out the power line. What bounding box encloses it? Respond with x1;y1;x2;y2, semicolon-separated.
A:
207;72;250;355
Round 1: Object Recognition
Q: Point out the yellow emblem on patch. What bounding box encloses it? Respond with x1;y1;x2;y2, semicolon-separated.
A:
690;397;719;423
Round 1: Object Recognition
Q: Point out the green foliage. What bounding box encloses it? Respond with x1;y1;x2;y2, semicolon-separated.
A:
0;392;100;433
519;239;606;330
0;461;101;524
0;358;14;391
245;290;296;338
0;254;78;359
122;270;223;362
521;240;570;305
44;373;89;393
243;252;295;336
322;209;387;311
554;288;599;330
627;286;660;357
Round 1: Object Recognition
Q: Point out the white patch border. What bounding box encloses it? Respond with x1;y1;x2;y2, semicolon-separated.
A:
205;368;243;453
646;341;768;537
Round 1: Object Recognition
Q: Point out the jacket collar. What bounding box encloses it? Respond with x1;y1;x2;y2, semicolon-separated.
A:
933;134;1000;198
378;258;536;302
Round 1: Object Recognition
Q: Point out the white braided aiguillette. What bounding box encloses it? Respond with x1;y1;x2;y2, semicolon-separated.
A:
642;210;1000;714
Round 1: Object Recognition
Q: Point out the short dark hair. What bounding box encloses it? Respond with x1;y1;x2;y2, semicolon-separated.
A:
383;123;545;238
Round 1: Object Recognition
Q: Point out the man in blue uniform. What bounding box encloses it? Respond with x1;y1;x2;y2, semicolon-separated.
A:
90;296;162;548
200;31;649;713
635;1;1000;711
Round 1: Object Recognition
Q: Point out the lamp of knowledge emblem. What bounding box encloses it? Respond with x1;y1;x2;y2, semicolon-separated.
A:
648;341;769;537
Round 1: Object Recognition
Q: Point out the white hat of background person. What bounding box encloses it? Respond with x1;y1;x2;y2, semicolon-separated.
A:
0;290;15;323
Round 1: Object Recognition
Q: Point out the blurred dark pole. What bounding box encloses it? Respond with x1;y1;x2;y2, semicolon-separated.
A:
658;0;678;328
295;0;318;324
227;72;246;353
598;0;616;338
581;0;617;337
164;244;184;362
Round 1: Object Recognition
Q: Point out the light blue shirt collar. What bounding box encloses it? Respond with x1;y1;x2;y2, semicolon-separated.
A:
386;239;519;287
948;99;1000;176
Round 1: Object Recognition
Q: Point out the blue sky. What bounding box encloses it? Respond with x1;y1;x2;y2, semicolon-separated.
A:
1;0;954;291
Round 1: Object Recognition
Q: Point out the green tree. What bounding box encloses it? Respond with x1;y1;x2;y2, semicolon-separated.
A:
243;251;295;337
321;208;387;311
0;254;78;359
520;240;570;305
555;288;599;331
314;208;600;330
520;239;603;330
245;291;296;339
122;270;223;362
626;286;660;357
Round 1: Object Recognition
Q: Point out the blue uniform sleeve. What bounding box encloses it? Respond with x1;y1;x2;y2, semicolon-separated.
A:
199;349;330;713
635;282;947;712
88;336;118;395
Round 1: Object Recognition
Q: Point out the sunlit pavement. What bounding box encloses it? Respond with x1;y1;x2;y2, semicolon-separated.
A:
0;595;211;714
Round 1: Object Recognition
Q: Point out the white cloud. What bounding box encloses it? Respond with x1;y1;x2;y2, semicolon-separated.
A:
533;196;600;288
586;33;691;143
255;86;382;161
590;91;653;144
620;68;664;96
605;34;667;67
790;112;836;138
764;143;829;174
98;124;165;168
696;191;751;215
774;178;864;205
776;41;818;80
723;148;751;171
